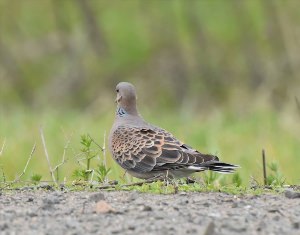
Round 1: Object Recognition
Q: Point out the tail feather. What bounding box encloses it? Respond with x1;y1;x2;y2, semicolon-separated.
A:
187;161;239;174
206;162;239;173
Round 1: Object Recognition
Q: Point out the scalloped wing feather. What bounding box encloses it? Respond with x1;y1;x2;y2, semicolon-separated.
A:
110;125;219;173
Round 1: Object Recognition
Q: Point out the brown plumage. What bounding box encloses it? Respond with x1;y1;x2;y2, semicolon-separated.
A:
109;82;238;179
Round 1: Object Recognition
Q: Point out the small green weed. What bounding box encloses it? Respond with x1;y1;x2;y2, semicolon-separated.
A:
72;135;99;181
266;161;285;187
203;171;220;186
72;169;89;181
80;135;97;180
126;180;176;194
95;163;111;183
73;134;111;183
0;166;6;183
30;174;42;184
232;173;242;187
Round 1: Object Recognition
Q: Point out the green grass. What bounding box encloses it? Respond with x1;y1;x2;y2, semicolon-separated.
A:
0;107;299;188
122;181;281;195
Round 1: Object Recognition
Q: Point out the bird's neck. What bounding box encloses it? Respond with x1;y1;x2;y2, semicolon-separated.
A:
116;107;127;117
114;109;146;127
116;102;138;117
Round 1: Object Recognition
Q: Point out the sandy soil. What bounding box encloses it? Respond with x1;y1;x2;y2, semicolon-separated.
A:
0;188;300;235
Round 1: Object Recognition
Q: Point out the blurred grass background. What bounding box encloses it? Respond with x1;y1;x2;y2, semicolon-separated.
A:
0;0;299;185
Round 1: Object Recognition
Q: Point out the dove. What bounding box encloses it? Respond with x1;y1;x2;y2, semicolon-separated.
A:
109;82;238;179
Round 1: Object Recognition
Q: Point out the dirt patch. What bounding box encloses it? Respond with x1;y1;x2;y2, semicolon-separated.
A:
0;189;299;235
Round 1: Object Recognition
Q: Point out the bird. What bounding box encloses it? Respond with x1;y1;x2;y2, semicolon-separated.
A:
109;82;239;180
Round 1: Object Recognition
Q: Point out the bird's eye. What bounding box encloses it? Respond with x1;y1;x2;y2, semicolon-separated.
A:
116;89;119;93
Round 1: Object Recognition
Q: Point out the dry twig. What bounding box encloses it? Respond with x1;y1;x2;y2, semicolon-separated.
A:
88;134;104;151
102;131;107;167
52;138;70;182
89;169;95;183
13;143;36;183
0;138;6;156
262;149;267;186
88;132;107;166
40;127;57;185
296;96;300;115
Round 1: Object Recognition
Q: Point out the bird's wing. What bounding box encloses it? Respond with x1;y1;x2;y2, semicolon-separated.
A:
110;125;218;173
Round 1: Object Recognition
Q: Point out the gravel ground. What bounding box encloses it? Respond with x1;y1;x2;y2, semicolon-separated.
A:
0;189;300;235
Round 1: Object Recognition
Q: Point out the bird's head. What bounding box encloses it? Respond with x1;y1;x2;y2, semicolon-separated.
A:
115;82;138;116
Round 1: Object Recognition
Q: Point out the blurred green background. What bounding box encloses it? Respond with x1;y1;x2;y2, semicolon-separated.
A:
0;0;299;185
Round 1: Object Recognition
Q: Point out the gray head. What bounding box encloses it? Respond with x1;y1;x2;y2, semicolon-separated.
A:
115;82;138;116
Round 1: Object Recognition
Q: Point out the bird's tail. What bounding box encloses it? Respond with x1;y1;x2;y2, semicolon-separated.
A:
205;161;239;173
188;161;239;174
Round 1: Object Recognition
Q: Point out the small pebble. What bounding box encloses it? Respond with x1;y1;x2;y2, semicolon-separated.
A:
285;190;300;199
293;222;300;229
89;192;105;202
204;221;215;235
128;225;135;230
203;202;210;207
20;186;34;191
38;183;54;191
27;197;34;202
142;205;152;211
95;200;115;213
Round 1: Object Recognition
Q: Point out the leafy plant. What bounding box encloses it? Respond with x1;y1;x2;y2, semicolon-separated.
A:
74;135;99;181
0;166;6;183
30;173;42;184
31;174;42;183
95;163;111;183
73;134;110;183
203;171;219;186
266;161;285;187
81;135;96;178
72;169;90;181
232;173;242;187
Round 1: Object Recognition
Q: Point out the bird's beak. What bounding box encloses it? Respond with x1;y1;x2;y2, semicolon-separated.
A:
115;94;122;103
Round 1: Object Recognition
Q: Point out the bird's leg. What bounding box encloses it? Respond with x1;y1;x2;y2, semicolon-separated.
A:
165;174;179;194
164;170;170;187
186;177;196;184
172;179;179;194
162;170;179;193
